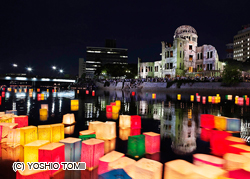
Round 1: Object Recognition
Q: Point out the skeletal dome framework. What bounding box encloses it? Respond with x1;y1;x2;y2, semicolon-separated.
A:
174;25;197;38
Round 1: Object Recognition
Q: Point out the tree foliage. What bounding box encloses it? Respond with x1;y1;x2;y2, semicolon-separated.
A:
222;64;242;86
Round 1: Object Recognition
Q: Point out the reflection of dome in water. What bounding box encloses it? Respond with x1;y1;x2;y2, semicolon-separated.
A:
171;141;197;155
174;25;197;38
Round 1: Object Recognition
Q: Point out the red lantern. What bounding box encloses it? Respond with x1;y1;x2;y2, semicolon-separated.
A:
227;144;250;154
143;132;160;154
200;128;212;142
110;102;116;106
212;96;215;104
130;128;141;136
246;98;249;106
52;89;54;93
86;90;89;94
197;96;200;102
210;130;231;156
92;91;95;96
131;115;141;129
200;114;214;129
2;92;5;97
14;116;28;128
37;88;40;92
37;94;41;101
106;113;112;119
202;96;206;104
196;93;199;96
2;88;5;91
229;169;250;179
132;92;135;96
106;105;112;113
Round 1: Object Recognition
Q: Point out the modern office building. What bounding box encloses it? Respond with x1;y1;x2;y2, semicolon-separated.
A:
138;25;223;78
78;58;86;78
85;39;128;78
226;43;234;59
233;24;250;62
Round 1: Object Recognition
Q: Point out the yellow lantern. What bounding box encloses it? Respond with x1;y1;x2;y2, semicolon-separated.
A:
115;100;121;110
216;94;220;97
14;89;17;93
19;89;22;93
223;153;249;171
8;88;12;92
71;99;79;106
177;94;181;100
7;128;21;147
39;115;48;121
96;122;116;140
152;93;156;99
64;125;75;135
112;105;119;113
190;95;194;102
216;96;221;103
88;121;103;132
39;108;48;116
119;128;131;140
20;126;37;146
119;115;131;129
41;104;49;111
71;105;79;111
208;96;212;103
62;113;76;125
104;138;116;154
24;140;50;164
112;113;119;120
29;92;32;97
79;129;95;136
214;116;227;131
188;109;192;119
50;123;64;142
235;96;239;104
47;89;49;92
38;125;51;141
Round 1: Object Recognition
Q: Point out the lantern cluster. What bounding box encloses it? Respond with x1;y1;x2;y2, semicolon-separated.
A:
106;100;121;120
119;115;142;140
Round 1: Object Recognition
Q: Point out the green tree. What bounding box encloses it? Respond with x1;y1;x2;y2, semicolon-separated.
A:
222;64;242;86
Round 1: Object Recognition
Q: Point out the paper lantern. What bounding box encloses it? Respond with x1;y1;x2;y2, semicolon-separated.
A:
47;89;49;92
111;106;119;113
62;113;75;125
71;105;79;111
210;130;231;156
92;90;95;96
79;134;96;141
112;113;119;120
0;125;2;142
119;128;131;140
8;87;12;92
106;105;112;113
200;114;214;129
88;121;103;132
226;136;245;147
41;93;45;100
177;94;181;100
223;153;249;171
115;100;121;108
38;125;51;141
50;123;64;142
71;99;79;106
208;96;212;103
235;96;239;104
127;135;145;159
81;138;104;170
104;138;116;154
119;115;131;129
98;151;124;174
20;126;37;146
59;137;82;162
79;129;95;136
246;97;249;106
7;128;21;147
1;91;5;97
14;89;17;93
212;96;216;103
228;169;250;179
134;158;163;179
143;132;160;154
6;110;17;115
193;154;225;168
227;118;241;131
227;144;250;154
130;128;141;136
190;95;194;102
152;93;156;99
54;89;57;92
38;143;65;175
226;95;233;100
238;97;244;105
37;93;41;101
216;96;221;103
2;145;24;162
194;164;228;178
96;122;116;140
64;125;75;135
52;89;54;93
145;152;161;162
24;140;50;164
98;169;132;179
14;115;28;128
0;123;18;138
16;165;50;179
131;115;141;129
214;116;227;131
132;91;135;96
39;109;48;116
39;115;48;121
200;128;212;142
41;104;49;111
86;90;89;94
37;88;40;92
197;95;201;102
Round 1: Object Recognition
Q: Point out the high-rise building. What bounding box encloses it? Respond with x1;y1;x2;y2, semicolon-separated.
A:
79;58;86;78
226;43;233;59
85;39;128;78
233;24;250;61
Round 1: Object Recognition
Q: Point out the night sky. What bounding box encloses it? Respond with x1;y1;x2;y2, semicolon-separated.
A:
1;0;250;76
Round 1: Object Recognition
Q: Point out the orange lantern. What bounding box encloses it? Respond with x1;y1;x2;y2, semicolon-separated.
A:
88;121;103;133
214;116;227;131
7;128;21;147
223;153;249;171
112;113;119;120
20;126;37;146
79;129;95;136
152;93;156;99
64;125;75;135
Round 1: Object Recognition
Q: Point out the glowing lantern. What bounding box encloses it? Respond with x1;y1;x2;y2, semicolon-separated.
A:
50;123;64;142
8;88;12;92
195;164;228;178
112;113;119;120
20;126;37;146
6;110;17;115
200;128;212;142
41;104;49;112
0;125;2;142
177;94;181;100
79;130;95;136
88;121;103;132
119;128;131;140
62;113;75;125
127;135;145;159
143;132;160;154
52;89;54;93
39;108;48;116
92;90;95;96
7;128;21;147
152;93;156;99
96;122;116;140
235;96;239;104
79;134;96;141
200;114;214;129
227;118;240;131
212;96;216;103
59;137;81;162
226;95;233;100
119;115;131;129
223;153;249;171
47;89;49;92
64;125;75;135
131;115;141;129
54;89;57;92
106;105;112;113
214;116;227;131
135;158;163;179
238;97;244;105
196;93;199;96
38;125;51;141
115;100;121;109
41;93;45;100
216;96;221;103
2;91;5;97
39;115;48;121
226;136;245;146
2;145;24;162
81;138;104;170
210;130;231;156
38;143;65;175
197;95;200;102
86;90;89;94
104;138;116;154
16;166;50;179
208;96;212;103
71;99;79;106
98;151;124;174
193;154;225;168
77;90;79;94
37;94;41;101
0;123;18;138
14;116;28;128
29;92;32;97
110;102;116;106
202;96;206;104
37;88;40;92
228;144;250;154
246;97;249;106
24;140;50;164
105;112;112;119
98;169;132;179
112;105;119;113
190;95;194;102
14;89;17;93
130;128;141;136
132;91;135;96
71;105;79;111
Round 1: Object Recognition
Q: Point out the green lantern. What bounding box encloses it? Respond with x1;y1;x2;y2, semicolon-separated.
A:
225;95;228;100
79;134;96;141
127;135;145;159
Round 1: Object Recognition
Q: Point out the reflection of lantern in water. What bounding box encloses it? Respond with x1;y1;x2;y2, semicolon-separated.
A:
130;128;141;136
2;145;24;162
190;95;194;102
24;140;50;164
88;121;103;132
14;115;28;128
177;94;181;100
98;151;124;174
37;94;41;101
20;126;37;146
200;114;214;129
71;105;79;111
50;123;64;142
92;90;95;96
238;97;244;105
106;112;112;119
152;93;156;99
127;135;145;159
235;96;239;104
115;100;121;110
103;138;116;154
41;93;45;100
214;116;227;131
41;104;49;111
119;115;131;129
145;152;161;162
143;132;160;154
39;109;48;116
212;96;215;103
227;118;241;132
6;110;17;115
208;96;212;102
132;91;135;96
47;89;49;92
38;125;51;141
62;113;75;125
81;138;104;170
193;154;225;168
39;115;48;121
14;89;17;93
71;99;79;106
59;137;81;162
188;109;192;119
131;115;141;129
2;91;5;97
112;113;119;120
119;128;131;140
197;96;200;102
96;122;116;140
64;125;75;135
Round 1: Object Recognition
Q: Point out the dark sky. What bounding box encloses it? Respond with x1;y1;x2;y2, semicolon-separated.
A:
1;0;250;76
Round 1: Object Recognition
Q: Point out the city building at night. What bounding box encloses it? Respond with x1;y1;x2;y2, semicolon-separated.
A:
138;25;223;78
78;58;86;78
226;43;234;59
233;24;250;61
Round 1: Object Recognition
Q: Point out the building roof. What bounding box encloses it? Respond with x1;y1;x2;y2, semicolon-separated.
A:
174;25;197;37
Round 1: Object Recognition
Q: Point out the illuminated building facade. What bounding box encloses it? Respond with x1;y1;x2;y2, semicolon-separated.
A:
78;58;86;78
138;25;223;78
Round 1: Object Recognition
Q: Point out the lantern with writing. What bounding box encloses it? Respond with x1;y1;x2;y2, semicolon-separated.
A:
131;115;141;129
38;125;51;141
143;132;160;154
119;128;131;140
200;114;214;129
127;135;145;159
106;112;112;119
24;140;50;164
104;138;116;154
190;95;194;102
59;137;81;162
193;154;225;168
227;118;241;132
62;113;75;125
119;115;131;129
81;138;104;170
79;130;95;136
98;169;132;179
214;116;227;131
98;151;124;174
177;94;181;100
86;90;89;94
7;128;21;147
16;167;50;179
14;115;28;128
50;123;64;142
88;121;103;133
96;122;116;140
20;126;38;146
223;153;249;171
38;143;65;175
210;130;231;156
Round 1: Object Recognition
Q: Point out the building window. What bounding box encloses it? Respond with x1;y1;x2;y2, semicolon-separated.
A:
207;64;209;70
189;55;193;61
180;51;182;58
141;67;143;72
200;52;203;59
197;53;200;60
207;52;209;58
170;51;173;57
170;63;173;69
167;51;170;58
192;37;196;42
189;45;192;50
180;63;181;69
167;63;169;69
210;64;212;70
210;51;213;58
151;66;152;72
180;43;182;47
145;67;147;72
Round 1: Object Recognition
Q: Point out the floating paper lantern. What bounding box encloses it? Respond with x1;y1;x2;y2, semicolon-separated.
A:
111;105;119;113
52;89;54;93
96;122;116;140
214;116;227;131
98;169;132;179
14;89;17;93
127;135;145;159
79;134;96;141
50;123;64;142
37;94;41;101
14;115;28;128
238;97;244;105
37;88;40;92
71;105;79;111
193;154;225;168
81;138;104;170
216;96;221;103
79;130;95;136
39;115;48;121
226;95;233;100
134;158;163;179
208;96;212;103
106;105;112;113
106;112;112;119
92;90;95;96
2;145;24;162
8;88;12;92
132;91;135;96
20;126;37;146
177;94;181;100
16;166;50;179
152;93;156;99
47;89;49;92
190;95;194;102
212;96;216;103
196;93;199;96
6;110;17;115
202;96;206;104
200;128;212;142
104;138;116;154
98;151;124;174
86;90;89;94
62;113;75;125
115;100;121;108
0;123;18;139
143;132;160;154
235;96;239;104
71;99;79;106
24;140;50;164
38;143;65;175
130;128;141;136
41;93;45;100
227;144;250;154
39;108;48;116
41;104;49;111
227;118;240;131
88;121;103;132
110;102;116;106
131;115;141;129
1;91;5;97
200;114;214;129
119;128;131;140
64;125;75;135
7;128;21;147
112;113;119;120
246;97;249;106
0;125;2;142
77;90;79;94
59;137;82;162
225;136;245;146
223;153;249;171
38;125;51;141
119;115;131;129
197;96;200;102
210;130;231;156
195;164;228;178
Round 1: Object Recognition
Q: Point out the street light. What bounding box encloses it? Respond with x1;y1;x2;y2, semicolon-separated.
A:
59;69;63;73
52;66;56;70
13;64;18;67
27;67;32;71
